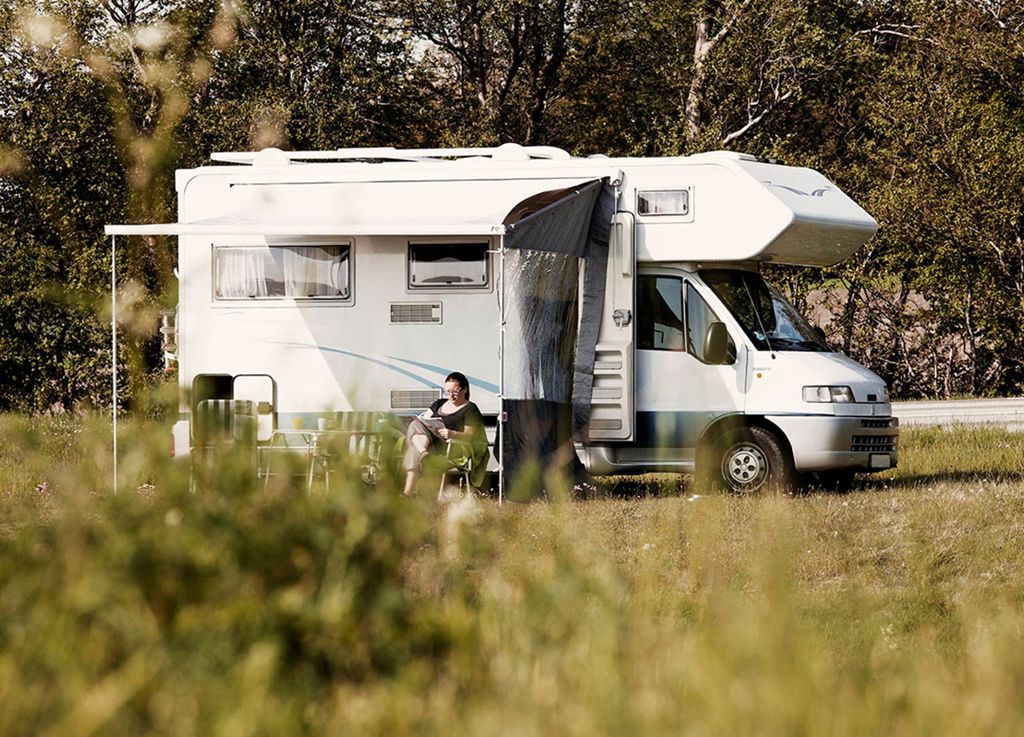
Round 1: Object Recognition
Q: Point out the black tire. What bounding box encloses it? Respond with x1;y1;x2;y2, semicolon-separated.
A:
707;426;796;494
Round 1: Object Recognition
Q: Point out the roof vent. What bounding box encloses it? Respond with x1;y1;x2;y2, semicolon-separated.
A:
492;143;530;161
252;148;291;167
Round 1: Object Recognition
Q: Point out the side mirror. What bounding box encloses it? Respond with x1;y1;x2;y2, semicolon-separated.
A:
703;321;731;365
813;325;828;347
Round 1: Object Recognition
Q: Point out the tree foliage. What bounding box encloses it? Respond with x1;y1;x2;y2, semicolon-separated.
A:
1;0;1023;408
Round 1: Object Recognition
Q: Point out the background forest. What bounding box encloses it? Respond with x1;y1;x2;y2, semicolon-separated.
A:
1;0;1023;412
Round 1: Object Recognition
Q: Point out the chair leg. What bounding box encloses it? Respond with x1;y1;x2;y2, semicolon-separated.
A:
306;451;315;495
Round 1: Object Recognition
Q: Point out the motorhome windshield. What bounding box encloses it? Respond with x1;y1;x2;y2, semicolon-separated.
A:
699;269;828;352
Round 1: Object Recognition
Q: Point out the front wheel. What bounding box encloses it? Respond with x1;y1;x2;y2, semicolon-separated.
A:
700;426;795;494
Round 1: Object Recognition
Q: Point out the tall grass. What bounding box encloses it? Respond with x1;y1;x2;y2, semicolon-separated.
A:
3;418;1024;736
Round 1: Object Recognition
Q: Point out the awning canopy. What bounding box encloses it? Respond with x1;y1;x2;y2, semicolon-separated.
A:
104;177;606;238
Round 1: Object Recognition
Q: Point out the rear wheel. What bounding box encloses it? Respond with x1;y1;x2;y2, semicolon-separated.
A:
700;426;795;494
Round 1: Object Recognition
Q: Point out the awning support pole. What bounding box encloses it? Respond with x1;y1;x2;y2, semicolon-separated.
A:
498;238;505;505
111;235;118;494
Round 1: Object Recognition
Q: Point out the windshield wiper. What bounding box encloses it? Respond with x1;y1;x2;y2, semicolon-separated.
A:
768;337;826;351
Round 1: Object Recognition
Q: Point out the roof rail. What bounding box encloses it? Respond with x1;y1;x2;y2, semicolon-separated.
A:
210;143;574;166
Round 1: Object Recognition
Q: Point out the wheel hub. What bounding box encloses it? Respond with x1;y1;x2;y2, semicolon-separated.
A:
722;443;769;492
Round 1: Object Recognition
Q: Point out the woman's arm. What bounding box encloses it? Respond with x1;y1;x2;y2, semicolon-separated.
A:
443;426;474;440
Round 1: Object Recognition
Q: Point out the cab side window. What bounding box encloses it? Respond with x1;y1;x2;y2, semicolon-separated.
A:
686;282;734;363
637;275;684;351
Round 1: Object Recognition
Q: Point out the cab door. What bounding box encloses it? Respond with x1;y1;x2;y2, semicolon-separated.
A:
633;273;747;461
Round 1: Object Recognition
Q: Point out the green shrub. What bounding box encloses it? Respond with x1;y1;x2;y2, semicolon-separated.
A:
4;420;1024;736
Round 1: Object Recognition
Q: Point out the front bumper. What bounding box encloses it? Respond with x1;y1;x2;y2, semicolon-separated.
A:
771;414;898;472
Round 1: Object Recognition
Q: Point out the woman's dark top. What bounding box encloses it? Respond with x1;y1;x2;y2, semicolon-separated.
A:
427;398;489;487
428;399;485;441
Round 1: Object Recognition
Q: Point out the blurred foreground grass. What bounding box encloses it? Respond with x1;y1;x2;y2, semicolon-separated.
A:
3;415;1024;736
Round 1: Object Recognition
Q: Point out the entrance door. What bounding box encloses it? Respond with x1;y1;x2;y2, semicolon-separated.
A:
590;212;636;441
233;374;276;442
632;273;747;462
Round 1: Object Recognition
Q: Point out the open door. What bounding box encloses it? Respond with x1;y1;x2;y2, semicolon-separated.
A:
233;374;276;442
589;211;635;441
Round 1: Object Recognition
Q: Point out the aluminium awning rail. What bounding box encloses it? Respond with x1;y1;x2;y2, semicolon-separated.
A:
104;222;508;236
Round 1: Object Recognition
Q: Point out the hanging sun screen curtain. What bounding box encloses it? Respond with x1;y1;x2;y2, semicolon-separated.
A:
501;178;615;498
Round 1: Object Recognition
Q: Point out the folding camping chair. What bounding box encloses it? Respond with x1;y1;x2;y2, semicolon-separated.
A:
191;398;258;489
438;439;475;501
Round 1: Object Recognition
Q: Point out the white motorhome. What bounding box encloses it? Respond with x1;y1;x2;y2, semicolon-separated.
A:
106;144;898;495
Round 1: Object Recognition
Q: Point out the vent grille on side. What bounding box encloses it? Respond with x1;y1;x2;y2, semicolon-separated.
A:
390;389;441;410
390;302;442;324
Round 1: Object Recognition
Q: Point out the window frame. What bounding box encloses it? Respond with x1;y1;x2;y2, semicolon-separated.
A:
684;280;735;365
637;189;690;217
636;273;735;364
635;186;695;223
637;273;686;352
406;239;492;292
211;239;354;306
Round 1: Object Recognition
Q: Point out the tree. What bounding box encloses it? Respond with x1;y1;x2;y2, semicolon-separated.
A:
390;0;622;144
0;2;127;410
179;0;438;156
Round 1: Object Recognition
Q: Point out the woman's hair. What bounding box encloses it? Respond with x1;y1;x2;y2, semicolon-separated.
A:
444;371;470;399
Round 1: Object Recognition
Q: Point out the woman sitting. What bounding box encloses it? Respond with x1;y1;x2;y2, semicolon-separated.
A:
402;371;489;496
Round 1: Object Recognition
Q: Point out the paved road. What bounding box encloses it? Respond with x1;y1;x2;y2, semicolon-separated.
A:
892;397;1024;429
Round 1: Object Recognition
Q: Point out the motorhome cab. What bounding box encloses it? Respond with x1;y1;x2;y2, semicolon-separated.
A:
106;144;898;495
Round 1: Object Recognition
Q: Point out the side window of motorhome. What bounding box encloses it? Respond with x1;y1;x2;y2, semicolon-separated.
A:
215;244;351;300
685;283;725;362
637;190;689;216
637;275;685;351
408;243;488;289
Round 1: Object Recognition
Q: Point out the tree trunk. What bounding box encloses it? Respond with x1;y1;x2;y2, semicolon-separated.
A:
684;16;712;145
525;0;569;144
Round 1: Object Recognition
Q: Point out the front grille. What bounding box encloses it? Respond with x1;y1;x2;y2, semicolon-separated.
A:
861;418;896;429
851;435;897;453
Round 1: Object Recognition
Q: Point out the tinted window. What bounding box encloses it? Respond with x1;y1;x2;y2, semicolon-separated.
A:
700;269;827;352
409;243;489;288
638;275;684;350
686;283;721;362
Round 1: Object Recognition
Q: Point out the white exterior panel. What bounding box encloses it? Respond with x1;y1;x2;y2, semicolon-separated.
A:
177;232;501;418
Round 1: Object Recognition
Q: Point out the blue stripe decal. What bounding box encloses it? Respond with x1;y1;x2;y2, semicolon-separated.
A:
632;411;732;448
270;342;438;388
385;356;500;395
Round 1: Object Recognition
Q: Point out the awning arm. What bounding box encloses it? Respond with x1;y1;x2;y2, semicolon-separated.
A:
110;234;118;493
104;223;508;237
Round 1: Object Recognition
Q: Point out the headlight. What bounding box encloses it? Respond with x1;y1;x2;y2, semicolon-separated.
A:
882;386;890;403
802;386;855;403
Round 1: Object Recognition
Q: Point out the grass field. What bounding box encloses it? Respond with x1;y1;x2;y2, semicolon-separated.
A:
2;416;1024;736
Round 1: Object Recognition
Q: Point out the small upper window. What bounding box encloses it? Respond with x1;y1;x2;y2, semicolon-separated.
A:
409;243;489;289
215;244;350;300
637;189;690;216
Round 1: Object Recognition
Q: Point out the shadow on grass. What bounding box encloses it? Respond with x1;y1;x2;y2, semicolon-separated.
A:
855;469;1024;491
586;468;1024;500
587;474;689;500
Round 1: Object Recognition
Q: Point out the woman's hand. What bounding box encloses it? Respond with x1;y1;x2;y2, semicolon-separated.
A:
438;428;452;440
